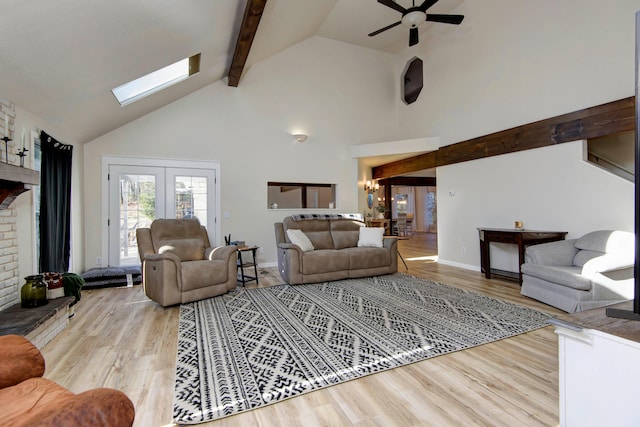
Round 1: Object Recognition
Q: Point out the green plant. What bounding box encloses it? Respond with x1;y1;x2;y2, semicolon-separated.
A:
375;204;386;213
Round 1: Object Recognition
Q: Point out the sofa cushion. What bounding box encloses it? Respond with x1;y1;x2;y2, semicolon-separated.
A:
573;250;603;267
521;263;592;291
330;220;363;249
151;218;207;261
283;217;334;249
156;237;205;262
357;227;384;248
344;247;390;269
301;250;350;274
286;229;314;252
575;230;634;254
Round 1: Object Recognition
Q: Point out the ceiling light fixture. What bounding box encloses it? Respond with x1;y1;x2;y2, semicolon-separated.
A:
402;10;426;28
293;134;308;142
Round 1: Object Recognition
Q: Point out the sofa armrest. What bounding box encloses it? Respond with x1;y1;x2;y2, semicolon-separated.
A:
278;242;303;252
0;335;45;389
22;388;135;427
525;239;578;266
582;254;634;277
383;237;397;250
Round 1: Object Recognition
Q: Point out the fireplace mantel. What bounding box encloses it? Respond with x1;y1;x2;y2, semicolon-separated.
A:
0;162;39;208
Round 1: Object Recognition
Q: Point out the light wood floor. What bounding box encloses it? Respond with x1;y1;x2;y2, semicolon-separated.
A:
41;233;562;427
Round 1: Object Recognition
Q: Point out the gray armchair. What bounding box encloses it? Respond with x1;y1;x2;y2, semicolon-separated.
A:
136;218;237;307
521;230;635;313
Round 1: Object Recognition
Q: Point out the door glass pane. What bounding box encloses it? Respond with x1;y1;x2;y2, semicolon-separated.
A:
174;176;207;222
119;174;156;266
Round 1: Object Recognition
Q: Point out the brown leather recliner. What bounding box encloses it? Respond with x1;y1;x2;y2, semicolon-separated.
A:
0;334;135;427
136;218;238;307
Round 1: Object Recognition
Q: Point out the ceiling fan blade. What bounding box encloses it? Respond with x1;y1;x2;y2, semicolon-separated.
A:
368;21;402;37
419;0;440;12
426;14;464;25
377;0;406;14
409;27;419;46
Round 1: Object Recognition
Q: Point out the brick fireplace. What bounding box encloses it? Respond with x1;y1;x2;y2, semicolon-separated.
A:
0;206;19;311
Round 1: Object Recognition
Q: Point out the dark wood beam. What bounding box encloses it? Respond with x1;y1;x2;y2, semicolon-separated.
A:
227;0;267;87
378;176;436;187
373;152;437;180
372;97;635;179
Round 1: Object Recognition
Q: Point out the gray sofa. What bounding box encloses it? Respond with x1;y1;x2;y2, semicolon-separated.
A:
274;215;398;284
520;230;634;313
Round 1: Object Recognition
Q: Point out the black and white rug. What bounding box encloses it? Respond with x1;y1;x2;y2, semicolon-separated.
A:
173;273;552;424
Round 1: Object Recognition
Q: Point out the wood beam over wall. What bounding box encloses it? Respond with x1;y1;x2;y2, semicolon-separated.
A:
372;97;635;179
227;0;267;87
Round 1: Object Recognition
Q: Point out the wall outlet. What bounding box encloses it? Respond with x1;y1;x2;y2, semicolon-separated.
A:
96;256;102;265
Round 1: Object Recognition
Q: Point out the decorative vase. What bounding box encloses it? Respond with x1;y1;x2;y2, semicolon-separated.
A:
378;212;385;219
20;274;48;308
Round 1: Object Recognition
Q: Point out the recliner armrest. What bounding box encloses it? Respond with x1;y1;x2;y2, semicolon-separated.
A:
207;245;237;262
143;252;181;264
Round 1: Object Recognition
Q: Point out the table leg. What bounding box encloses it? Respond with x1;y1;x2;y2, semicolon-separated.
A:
479;239;491;279
251;248;259;285
238;251;246;286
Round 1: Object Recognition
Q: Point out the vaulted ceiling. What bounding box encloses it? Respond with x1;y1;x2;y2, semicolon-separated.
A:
0;0;464;143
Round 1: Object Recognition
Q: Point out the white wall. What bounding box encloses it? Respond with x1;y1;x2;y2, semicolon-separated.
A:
397;0;638;145
391;0;638;269
82;0;638;273
83;36;397;270
437;141;633;271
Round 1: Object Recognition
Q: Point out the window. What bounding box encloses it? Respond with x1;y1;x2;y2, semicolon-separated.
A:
111;53;201;107
267;182;336;209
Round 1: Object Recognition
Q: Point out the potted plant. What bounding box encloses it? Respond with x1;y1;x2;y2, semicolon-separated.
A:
375;204;386;219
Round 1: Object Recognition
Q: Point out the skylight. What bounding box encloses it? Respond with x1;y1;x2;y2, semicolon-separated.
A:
112;53;201;107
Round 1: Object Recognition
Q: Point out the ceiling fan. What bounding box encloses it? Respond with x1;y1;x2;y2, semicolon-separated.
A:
368;0;464;47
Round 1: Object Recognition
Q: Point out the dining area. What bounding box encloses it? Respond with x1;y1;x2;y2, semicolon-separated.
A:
366;213;413;237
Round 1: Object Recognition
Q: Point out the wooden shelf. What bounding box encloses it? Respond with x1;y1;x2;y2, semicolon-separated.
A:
0;162;39;208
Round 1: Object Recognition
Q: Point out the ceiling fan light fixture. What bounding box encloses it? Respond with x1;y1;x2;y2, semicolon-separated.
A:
402;10;425;28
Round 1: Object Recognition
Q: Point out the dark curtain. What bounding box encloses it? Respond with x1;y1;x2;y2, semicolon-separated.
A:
39;131;73;273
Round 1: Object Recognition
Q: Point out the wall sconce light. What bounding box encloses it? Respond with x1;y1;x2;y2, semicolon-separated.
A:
364;180;380;193
293;134;308;142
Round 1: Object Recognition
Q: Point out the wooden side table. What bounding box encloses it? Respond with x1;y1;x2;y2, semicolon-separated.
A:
237;245;259;286
478;227;568;284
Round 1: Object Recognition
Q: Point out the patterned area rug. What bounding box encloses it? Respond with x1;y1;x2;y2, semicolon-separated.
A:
173;273;552;424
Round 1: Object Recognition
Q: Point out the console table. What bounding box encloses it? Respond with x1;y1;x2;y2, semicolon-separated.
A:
478;228;567;284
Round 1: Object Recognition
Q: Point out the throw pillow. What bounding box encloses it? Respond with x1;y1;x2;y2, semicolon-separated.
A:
357;227;384;248
286;229;314;252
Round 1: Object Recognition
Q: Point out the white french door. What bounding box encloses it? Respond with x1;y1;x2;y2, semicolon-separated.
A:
106;161;217;267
